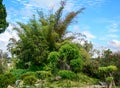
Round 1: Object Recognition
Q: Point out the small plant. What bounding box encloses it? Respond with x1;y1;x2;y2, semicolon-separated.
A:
48;51;59;75
77;73;98;84
59;43;80;61
21;71;37;80
23;76;37;85
70;58;83;72
10;69;27;80
36;71;52;79
99;65;117;88
107;65;117;72
0;73;16;88
58;70;77;79
106;77;113;82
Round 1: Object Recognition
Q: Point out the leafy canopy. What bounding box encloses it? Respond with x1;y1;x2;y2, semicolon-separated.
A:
0;0;8;33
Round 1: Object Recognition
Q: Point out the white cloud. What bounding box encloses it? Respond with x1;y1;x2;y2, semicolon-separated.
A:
98;22;119;41
20;6;34;17
64;2;74;12
82;31;96;39
106;34;118;38
29;0;61;8
99;33;118;41
78;0;107;7
0;24;18;51
109;29;119;32
73;25;80;32
108;40;120;48
7;0;107;23
99;37;106;41
107;23;119;33
86;0;104;6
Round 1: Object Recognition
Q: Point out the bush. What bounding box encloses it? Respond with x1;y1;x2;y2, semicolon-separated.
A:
48;52;59;74
0;73;16;88
70;58;83;72
59;43;80;61
36;71;52;79
107;65;117;72
58;70;77;79
10;69;27;80
106;77;113;82
77;73;98;84
48;52;59;63
23;76;37;85
99;65;117;75
83;59;100;78
21;71;37;80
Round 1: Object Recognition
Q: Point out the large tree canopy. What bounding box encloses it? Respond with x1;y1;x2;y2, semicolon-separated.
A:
9;1;85;69
0;0;8;33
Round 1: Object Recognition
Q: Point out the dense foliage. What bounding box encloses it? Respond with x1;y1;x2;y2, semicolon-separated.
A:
98;49;120;85
0;73;16;88
9;1;85;71
36;71;52;79
48;43;83;74
58;70;77;79
23;76;37;85
1;0;120;87
10;69;27;80
0;0;8;33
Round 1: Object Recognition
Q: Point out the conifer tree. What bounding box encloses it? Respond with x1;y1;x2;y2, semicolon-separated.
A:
0;0;8;33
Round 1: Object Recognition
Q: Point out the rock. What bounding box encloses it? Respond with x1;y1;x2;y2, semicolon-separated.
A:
15;80;21;86
26;86;30;88
94;85;107;88
35;79;42;84
55;76;62;81
7;85;14;88
99;81;107;86
35;84;40;88
51;76;62;81
19;81;24;87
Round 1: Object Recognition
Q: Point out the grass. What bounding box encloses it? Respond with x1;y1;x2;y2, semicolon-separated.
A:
16;72;99;88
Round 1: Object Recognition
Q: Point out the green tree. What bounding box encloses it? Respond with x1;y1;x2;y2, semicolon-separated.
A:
13;17;49;69
98;50;120;85
38;1;85;51
0;0;8;33
48;43;83;74
48;51;59;74
7;38;17;58
98;65;117;88
82;41;95;57
10;1;85;70
58;43;81;70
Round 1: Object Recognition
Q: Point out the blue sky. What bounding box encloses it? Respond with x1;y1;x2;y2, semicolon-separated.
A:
0;0;120;52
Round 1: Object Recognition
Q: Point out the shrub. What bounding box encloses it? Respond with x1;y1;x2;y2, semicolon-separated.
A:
59;43;80;61
48;52;59;74
107;65;117;72
77;73;98;84
23;76;37;85
10;69;27;80
58;70;77;79
0;73;16;88
36;71;52;79
21;71;37;80
98;65;117;75
106;77;113;82
70;58;83;72
48;52;59;63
